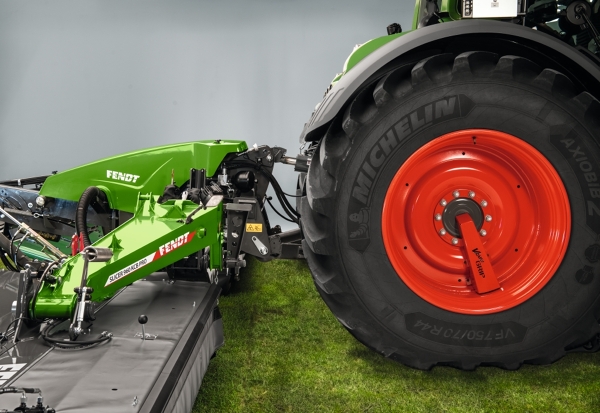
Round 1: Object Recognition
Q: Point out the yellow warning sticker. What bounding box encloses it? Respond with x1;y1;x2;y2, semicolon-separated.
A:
246;223;263;232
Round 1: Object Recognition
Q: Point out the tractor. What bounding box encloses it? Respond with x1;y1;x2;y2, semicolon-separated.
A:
1;0;600;409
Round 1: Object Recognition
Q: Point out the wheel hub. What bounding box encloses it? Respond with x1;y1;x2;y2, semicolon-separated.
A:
441;198;483;237
433;189;494;246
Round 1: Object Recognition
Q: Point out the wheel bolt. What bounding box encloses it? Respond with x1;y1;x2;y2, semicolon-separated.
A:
480;229;487;236
439;229;447;236
481;200;488;207
440;199;447;207
469;191;476;198
451;238;458;245
435;213;442;221
485;215;492;222
453;190;460;198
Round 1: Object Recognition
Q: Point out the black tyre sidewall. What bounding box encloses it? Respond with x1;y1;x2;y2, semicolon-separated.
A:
333;79;600;362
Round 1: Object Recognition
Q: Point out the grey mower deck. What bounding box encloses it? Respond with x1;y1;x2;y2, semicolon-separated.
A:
0;272;223;412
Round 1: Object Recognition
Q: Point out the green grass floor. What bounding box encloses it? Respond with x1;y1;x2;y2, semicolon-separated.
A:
193;258;600;413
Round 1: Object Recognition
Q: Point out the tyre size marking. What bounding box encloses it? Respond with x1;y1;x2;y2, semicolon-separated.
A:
405;313;527;347
551;131;600;235
0;363;27;387
104;231;195;286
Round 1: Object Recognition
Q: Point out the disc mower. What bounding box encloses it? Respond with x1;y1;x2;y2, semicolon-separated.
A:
1;0;600;410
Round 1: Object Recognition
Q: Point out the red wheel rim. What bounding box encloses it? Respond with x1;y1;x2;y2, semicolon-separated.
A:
382;129;571;314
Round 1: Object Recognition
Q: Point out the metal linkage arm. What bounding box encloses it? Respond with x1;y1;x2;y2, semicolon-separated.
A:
0;205;67;261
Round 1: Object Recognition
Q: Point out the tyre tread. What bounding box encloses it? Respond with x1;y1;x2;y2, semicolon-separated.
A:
300;50;600;370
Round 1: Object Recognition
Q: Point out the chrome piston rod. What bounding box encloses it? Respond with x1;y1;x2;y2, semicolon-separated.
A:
0;205;67;260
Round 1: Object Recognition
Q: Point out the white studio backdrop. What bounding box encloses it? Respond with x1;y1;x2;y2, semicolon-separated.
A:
0;0;414;229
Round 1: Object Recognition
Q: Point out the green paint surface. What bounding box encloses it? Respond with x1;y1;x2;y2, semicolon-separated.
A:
441;0;462;21
413;0;423;29
39;140;247;213
33;194;223;319
342;33;406;74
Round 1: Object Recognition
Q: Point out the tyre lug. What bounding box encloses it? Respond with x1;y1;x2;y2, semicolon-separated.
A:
451;238;459;245
439;229;447;236
480;229;487;236
453;190;460;198
481;200;488;207
485;215;492;222
440;199;447;207
435;213;442;221
468;191;476;198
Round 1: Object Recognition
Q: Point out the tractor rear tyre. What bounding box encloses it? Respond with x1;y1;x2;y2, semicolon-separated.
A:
300;51;600;370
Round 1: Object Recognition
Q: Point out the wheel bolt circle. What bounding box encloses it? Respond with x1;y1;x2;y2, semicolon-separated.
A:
436;190;491;245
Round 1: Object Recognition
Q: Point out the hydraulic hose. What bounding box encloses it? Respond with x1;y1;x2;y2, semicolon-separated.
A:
75;186;107;248
41;319;112;349
0;232;30;268
0;387;42;395
224;160;300;223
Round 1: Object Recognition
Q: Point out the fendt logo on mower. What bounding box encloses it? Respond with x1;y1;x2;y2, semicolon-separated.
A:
106;170;140;183
104;231;195;286
158;232;192;256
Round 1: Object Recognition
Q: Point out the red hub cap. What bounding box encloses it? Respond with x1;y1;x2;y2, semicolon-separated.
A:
382;129;571;314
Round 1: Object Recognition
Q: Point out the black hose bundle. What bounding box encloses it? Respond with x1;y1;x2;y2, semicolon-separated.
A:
75;186;108;248
0;387;41;395
41;319;112;349
224;160;300;224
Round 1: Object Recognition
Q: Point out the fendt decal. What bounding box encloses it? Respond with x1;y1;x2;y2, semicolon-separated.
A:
0;363;27;387
105;231;195;286
106;169;141;183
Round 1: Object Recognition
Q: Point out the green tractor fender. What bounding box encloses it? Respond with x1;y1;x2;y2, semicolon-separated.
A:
299;19;600;143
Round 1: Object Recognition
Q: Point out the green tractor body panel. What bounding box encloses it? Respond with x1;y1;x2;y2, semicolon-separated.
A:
39;140;247;213
342;33;407;74
33;194;224;319
440;0;461;22
412;0;421;30
331;0;464;90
